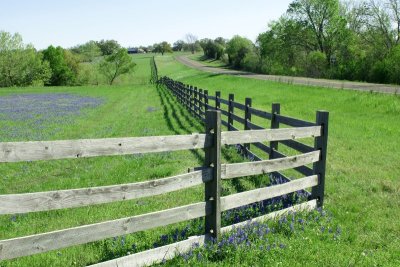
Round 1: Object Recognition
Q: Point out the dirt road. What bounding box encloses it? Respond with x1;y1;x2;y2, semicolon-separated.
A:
176;55;400;94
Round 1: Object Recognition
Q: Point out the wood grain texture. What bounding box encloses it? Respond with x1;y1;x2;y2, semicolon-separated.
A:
0;202;211;260
222;151;320;179
90;234;210;267
221;175;318;211
0;169;213;215
0;134;212;163
221;199;317;232
221;127;321;146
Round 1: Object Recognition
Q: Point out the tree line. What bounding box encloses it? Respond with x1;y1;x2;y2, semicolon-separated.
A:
2;0;399;87
0;33;135;87
191;0;400;85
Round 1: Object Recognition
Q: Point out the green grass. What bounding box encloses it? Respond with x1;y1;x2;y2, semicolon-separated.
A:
155;55;400;266
0;53;276;267
187;53;228;68
0;54;211;266
1;52;399;266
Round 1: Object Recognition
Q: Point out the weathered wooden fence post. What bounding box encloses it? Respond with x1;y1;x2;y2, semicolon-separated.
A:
244;98;252;156
204;110;221;240
215;91;221;110
311;111;329;208
269;103;281;159
204;90;209;112
228;94;234;131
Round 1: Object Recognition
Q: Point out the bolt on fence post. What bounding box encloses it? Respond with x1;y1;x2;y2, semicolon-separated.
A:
244;98;252;157
215;91;221;110
228;94;234;131
204;90;209;112
269;103;281;159
204;110;221;240
311;111;329;208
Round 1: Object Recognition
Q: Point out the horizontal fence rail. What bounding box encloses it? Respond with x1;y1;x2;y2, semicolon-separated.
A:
0;201;211;260
221;127;321;145
0;168;213;215
221;175;319;211
222;151;320;179
89;200;317;267
0;134;212;163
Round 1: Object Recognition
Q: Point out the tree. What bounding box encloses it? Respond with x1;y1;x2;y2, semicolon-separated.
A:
96;39;121;55
185;33;198;54
287;0;347;64
226;36;254;68
0;31;51;87
173;40;185;51
43;46;77;86
98;48;136;85
70;41;101;62
153;42;173;56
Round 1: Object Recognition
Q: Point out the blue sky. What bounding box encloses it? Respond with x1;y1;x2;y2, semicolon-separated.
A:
0;0;292;49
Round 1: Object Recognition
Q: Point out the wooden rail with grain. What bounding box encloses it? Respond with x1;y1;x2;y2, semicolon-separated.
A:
0;112;329;264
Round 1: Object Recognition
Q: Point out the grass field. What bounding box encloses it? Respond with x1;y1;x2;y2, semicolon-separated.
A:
0;54;213;266
156;55;400;266
0;53;399;266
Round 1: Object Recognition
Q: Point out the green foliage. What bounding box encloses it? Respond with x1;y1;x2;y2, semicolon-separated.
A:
0;31;51;87
226;35;254;68
153;42;173;56
98;48;136;85
96;39;121;56
306;51;327;78
42;46;78;86
172;40;185;51
70;40;102;62
199;38;225;60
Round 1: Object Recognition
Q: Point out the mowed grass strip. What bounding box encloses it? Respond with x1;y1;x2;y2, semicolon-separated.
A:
156;55;400;266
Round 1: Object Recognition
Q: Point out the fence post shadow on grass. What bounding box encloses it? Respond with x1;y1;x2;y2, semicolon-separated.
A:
156;83;205;164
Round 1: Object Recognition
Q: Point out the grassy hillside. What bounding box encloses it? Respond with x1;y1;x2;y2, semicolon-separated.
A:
156;55;400;266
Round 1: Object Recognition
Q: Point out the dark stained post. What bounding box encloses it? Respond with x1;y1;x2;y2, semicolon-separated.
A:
204;90;209;112
228;94;234;131
269;103;281;159
311;111;329;208
204;110;222;240
244;98;252;156
199;89;204;119
189;85;193;115
215;91;221;110
194;87;198;118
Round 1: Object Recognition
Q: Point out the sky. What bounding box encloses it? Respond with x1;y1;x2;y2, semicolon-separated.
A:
0;0;292;49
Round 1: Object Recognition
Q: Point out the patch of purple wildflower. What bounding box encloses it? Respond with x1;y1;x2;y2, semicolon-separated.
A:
0;93;103;141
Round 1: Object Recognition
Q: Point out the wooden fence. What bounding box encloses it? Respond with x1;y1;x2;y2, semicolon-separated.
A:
158;76;329;206
150;56;158;84
0;108;328;266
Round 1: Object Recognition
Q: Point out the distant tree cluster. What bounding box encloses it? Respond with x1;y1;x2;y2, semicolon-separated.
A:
0;33;136;87
0;31;51;87
195;0;400;84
